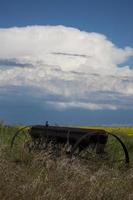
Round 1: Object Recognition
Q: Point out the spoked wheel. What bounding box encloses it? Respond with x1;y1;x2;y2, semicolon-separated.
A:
70;132;129;165
103;132;129;165
11;126;32;152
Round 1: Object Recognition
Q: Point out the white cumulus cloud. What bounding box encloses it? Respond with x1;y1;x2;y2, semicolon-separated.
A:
0;25;133;110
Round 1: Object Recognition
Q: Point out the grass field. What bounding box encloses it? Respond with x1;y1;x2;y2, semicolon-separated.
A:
0;124;133;200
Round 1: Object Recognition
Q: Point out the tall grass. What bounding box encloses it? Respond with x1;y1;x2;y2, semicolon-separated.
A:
0;124;133;200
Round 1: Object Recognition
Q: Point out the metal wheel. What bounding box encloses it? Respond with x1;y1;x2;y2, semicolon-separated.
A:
11;126;32;152
103;132;129;165
70;132;129;165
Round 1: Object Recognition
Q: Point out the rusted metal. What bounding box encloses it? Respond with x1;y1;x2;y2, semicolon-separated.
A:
11;124;129;164
28;125;108;154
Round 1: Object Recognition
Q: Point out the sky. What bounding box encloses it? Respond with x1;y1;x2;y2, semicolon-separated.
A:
0;0;133;125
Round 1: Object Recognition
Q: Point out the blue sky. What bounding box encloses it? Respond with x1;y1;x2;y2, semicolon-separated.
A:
0;0;133;47
0;0;133;125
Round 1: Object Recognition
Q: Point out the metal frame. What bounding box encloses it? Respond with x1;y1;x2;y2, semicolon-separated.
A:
10;125;130;164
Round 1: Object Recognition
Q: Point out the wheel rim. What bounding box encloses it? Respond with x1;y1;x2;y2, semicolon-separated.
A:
70;132;129;165
11;126;32;151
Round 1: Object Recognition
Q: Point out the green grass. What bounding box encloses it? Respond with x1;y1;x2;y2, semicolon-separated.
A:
0;124;133;200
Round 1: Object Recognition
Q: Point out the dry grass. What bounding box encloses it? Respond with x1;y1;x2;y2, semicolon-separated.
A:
0;125;133;200
0;146;133;200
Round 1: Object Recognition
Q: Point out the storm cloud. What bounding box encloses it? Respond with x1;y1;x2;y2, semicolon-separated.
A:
0;25;133;111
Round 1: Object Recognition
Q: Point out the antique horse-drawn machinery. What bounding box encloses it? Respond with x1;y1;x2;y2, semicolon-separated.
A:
11;123;129;164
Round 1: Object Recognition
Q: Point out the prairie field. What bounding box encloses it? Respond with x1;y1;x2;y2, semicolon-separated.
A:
0;124;133;200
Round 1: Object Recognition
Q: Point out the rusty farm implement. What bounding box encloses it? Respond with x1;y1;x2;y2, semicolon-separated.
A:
11;124;129;164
